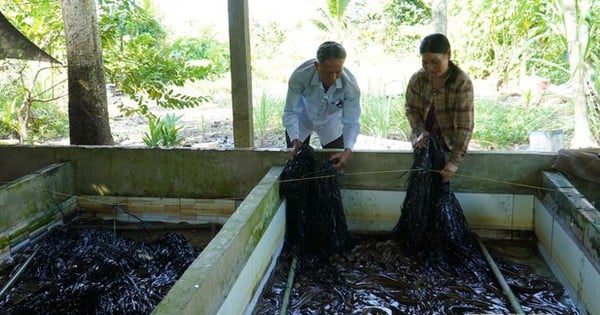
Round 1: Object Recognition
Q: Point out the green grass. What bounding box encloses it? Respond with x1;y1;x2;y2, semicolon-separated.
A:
360;93;411;141
473;98;574;150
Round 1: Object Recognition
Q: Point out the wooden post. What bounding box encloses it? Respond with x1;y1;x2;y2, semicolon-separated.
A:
228;0;254;148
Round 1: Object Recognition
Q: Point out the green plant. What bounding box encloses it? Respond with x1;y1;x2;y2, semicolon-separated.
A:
171;32;230;76
27;100;69;143
591;66;600;143
142;113;184;148
384;0;431;26
99;0;219;117
254;91;282;147
311;0;352;40
0;75;22;139
360;93;410;141
473;98;574;149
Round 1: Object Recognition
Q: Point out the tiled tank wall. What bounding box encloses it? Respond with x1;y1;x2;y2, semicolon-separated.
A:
536;171;600;315
342;189;535;239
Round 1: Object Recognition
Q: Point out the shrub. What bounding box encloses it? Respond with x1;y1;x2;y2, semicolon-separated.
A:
473;98;573;149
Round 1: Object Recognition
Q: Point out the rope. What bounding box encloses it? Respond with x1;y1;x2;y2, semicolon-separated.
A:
46;190;120;206
278;168;556;192
41;167;558;210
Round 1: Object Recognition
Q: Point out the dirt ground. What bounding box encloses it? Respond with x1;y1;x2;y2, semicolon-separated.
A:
47;87;413;151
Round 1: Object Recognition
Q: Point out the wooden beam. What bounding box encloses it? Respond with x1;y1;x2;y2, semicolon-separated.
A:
227;0;254;148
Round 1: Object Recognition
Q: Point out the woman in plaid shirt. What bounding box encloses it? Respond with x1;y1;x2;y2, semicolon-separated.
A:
405;33;474;182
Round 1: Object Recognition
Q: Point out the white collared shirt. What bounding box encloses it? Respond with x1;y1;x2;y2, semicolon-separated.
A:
282;59;361;149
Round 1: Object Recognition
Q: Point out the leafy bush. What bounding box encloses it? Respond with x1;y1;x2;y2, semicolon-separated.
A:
0;78;22;139
27;101;69;143
384;0;431;26
473;98;573;149
171;35;230;76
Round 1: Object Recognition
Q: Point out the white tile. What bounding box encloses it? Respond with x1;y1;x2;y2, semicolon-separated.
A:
534;199;553;253
580;257;600;315
551;220;584;292
457;193;512;228
342;189;403;232
341;189;362;212
512;195;534;229
342;190;403;220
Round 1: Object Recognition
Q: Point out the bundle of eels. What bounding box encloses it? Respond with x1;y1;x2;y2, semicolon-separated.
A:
394;136;476;261
279;143;348;258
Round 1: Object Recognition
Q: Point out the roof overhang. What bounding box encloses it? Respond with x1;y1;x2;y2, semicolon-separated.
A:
0;11;60;64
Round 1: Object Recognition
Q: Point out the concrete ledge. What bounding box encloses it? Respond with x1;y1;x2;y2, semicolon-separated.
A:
0;146;557;198
541;171;600;265
152;166;283;315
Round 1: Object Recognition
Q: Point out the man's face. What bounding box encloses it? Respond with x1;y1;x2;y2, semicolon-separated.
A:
315;58;344;88
421;52;450;78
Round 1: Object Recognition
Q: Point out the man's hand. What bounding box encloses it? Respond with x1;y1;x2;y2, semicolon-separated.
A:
441;162;458;183
289;139;303;159
330;148;352;170
415;131;430;148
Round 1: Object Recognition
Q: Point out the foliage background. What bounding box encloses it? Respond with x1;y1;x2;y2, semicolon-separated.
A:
0;0;598;149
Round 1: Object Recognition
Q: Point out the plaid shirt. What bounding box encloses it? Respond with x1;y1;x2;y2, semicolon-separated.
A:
405;67;474;166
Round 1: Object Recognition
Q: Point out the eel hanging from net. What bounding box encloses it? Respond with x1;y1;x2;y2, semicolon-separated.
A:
279;143;348;258
393;136;476;261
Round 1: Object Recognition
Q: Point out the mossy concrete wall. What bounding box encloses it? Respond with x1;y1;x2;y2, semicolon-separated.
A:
0;146;558;198
0;162;75;256
152;167;283;315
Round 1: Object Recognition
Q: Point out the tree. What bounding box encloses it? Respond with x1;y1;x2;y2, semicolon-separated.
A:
15;67;66;143
2;0;224;145
61;0;114;145
560;0;597;148
431;0;447;34
311;0;352;41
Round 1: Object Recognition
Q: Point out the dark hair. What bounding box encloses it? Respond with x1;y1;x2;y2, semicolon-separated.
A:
316;41;346;63
419;33;458;88
419;33;450;55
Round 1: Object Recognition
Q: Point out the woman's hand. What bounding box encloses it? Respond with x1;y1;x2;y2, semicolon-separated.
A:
415;131;430;148
441;162;458;183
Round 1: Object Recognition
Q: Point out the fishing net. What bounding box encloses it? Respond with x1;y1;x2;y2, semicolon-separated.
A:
279;143;348;257
393;136;475;260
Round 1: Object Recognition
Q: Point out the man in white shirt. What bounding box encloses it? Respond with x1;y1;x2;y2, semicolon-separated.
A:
282;41;361;169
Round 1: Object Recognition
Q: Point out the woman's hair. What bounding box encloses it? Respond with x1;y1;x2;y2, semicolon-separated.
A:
316;41;346;63
419;33;458;88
